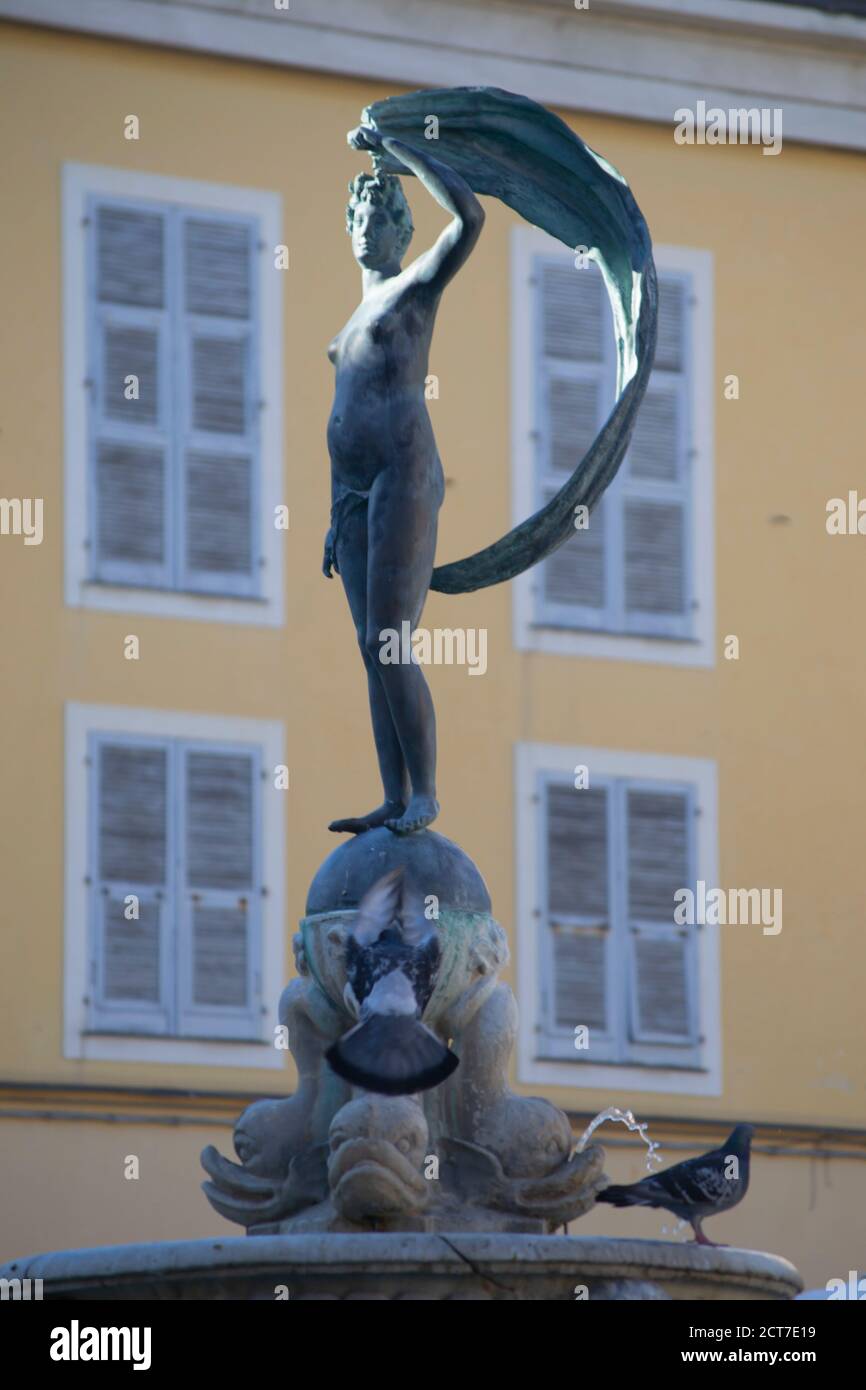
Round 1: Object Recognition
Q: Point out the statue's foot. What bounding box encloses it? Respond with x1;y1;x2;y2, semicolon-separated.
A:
328;800;405;835
385;795;439;835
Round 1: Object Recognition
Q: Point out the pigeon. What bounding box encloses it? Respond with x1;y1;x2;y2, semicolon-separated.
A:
596;1123;754;1245
325;868;458;1096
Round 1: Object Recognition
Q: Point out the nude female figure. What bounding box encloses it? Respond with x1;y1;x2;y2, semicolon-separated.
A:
322;127;484;836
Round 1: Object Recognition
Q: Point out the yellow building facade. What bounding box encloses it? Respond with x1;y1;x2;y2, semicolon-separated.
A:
1;2;865;1291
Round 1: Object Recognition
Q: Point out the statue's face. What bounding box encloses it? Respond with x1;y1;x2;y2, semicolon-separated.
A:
351;197;400;269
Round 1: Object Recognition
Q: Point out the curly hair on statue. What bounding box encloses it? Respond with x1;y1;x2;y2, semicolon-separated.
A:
346;171;414;258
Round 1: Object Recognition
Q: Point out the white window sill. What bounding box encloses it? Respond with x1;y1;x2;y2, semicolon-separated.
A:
517;617;714;668
66;579;282;627
520;1054;721;1097
69;1033;285;1070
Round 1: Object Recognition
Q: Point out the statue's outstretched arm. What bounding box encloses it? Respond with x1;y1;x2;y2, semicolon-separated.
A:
380;135;484;291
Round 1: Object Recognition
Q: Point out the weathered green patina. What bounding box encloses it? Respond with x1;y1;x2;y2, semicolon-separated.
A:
363;85;658;594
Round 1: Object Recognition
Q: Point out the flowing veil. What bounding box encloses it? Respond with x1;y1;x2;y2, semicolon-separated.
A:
362;85;658;596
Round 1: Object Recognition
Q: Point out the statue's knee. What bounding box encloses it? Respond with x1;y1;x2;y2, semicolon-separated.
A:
363;626;385;664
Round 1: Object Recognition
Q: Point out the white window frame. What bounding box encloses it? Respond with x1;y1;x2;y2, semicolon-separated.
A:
511;228;714;667
62;163;284;626
64;702;286;1068
515;741;721;1097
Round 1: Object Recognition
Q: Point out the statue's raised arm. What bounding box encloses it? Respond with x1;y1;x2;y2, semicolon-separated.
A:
375;133;485;293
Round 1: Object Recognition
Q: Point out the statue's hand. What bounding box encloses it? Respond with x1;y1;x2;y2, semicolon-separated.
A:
322;528;339;578
347;124;383;153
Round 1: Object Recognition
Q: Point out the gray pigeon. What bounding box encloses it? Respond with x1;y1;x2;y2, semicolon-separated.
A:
597;1123;754;1245
326;868;458;1096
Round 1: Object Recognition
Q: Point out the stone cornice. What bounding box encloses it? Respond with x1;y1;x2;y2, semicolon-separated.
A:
2;0;866;151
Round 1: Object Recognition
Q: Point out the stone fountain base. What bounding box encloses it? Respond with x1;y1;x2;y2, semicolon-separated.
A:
7;836;802;1301
0;1234;802;1301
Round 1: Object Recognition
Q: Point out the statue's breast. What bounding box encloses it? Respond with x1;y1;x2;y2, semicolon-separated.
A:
367;309;402;344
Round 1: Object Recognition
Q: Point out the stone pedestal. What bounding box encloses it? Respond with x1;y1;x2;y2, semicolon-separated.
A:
202;829;607;1233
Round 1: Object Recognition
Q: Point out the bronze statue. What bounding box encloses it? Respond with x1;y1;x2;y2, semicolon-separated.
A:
324;127;484;835
323;88;657;837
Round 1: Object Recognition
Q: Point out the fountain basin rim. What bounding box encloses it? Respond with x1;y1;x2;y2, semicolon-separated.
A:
0;1233;803;1301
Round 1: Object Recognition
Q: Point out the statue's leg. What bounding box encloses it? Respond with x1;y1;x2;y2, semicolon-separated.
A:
328;498;408;832
365;467;441;834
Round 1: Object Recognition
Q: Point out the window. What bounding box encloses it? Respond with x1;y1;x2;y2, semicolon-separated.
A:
89;734;262;1040
63;165;283;625
516;742;720;1096
511;230;714;666
65;704;286;1067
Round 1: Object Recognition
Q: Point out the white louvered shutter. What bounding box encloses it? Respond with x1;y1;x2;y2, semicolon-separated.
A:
620;275;692;637
535;259;614;628
540;778;612;1059
532;255;694;639
543;492;607;613
180;216;259;596
625;785;698;1051
179;744;262;1038
90;738;171;1034
91;203;171;587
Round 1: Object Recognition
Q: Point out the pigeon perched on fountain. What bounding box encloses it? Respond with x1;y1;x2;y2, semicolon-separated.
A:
597;1123;754;1245
326;868;458;1096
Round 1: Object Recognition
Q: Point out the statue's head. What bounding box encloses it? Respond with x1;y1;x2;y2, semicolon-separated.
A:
346;171;414;269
